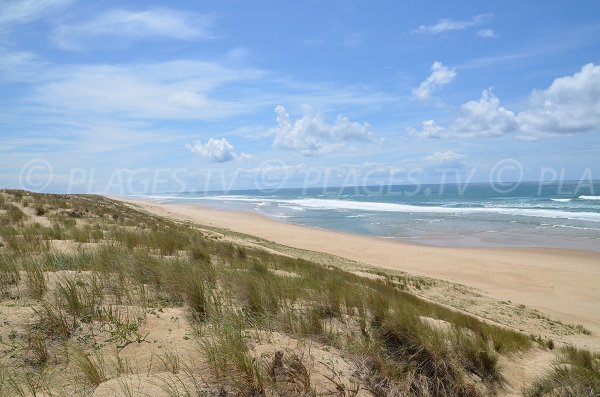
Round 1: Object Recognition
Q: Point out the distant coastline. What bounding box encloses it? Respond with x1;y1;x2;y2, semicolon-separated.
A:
132;181;600;252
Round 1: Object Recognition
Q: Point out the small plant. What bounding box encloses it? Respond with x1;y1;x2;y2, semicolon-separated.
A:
37;301;75;339
72;348;107;387
0;252;21;292
27;331;49;366
185;273;209;322
56;276;103;323
202;315;265;395
114;352;132;376
102;307;148;351
24;260;47;300
157;347;181;374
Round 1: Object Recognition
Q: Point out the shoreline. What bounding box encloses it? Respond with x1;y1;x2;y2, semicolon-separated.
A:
136;195;600;253
251;211;600;253
115;196;600;341
184;200;600;254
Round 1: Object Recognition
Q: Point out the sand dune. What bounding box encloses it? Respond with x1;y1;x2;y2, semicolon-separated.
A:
121;199;600;340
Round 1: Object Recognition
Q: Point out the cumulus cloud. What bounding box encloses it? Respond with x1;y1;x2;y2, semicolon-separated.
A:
411;89;517;138
269;105;376;156
52;8;214;50
413;62;457;99
410;63;600;140
476;29;499;39
186;138;249;163
447;89;518;137
413;14;491;34
516;63;600;139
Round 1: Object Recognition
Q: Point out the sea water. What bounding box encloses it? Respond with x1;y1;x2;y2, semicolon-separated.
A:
141;181;600;252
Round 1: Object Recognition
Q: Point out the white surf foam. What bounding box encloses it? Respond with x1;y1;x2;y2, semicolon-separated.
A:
278;204;305;211
551;198;571;202
152;194;600;223
144;195;202;201
281;198;600;223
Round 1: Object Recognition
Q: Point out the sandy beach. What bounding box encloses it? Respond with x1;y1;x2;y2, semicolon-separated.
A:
120;198;600;340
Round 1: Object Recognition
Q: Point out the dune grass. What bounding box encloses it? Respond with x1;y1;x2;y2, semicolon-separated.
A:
524;346;600;397
0;189;596;396
71;347;107;387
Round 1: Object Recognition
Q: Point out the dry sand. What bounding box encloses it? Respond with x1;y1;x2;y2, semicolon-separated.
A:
118;198;600;340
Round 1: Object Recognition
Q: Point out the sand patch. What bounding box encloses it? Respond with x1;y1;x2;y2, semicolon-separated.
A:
251;331;372;396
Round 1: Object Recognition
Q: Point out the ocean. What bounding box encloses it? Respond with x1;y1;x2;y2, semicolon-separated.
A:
141;181;600;252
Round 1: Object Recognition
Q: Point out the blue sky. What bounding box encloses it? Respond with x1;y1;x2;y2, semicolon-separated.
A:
1;0;599;194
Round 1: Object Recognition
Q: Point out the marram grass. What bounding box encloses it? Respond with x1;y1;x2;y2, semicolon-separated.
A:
0;189;596;396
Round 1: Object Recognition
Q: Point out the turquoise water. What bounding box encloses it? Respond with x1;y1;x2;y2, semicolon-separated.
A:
141;181;600;251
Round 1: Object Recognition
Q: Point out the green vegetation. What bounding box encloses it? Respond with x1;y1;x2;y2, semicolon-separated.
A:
0;189;596;396
524;346;600;396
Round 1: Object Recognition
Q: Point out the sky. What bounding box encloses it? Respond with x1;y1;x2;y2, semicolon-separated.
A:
1;0;599;194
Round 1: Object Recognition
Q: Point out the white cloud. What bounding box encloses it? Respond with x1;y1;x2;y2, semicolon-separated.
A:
449;89;518;137
269;105;376;156
33;61;265;120
413;61;457;99
186;138;249;163
23;58;392;125
424;151;471;173
425;151;466;162
517;63;600;139
410;89;518;138
477;29;499;39
411;63;600;140
0;0;71;29
409;120;444;138
413;14;491;34
52;8;214;50
1;50;399;165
